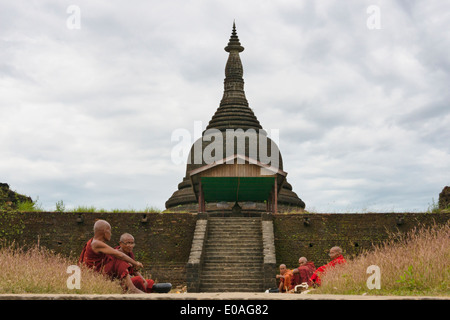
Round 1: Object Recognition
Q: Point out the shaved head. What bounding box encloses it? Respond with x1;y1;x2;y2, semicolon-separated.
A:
298;257;307;265
93;219;112;241
331;247;342;254
94;219;111;233
329;246;343;260
120;233;134;242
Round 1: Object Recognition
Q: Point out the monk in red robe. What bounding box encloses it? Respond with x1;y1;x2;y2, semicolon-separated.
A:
276;264;294;292
310;246;346;286
115;233;155;293
78;219;144;293
291;257;315;287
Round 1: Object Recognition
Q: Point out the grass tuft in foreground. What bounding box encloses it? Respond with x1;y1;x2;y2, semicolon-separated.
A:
0;242;123;294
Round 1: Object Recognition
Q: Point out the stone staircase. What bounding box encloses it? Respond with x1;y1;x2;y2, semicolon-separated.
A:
199;217;265;292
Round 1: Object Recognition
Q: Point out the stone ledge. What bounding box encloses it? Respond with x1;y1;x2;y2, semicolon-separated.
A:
0;293;448;300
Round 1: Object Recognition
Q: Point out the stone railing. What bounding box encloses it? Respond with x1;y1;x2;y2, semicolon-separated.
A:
262;217;277;290
186;217;208;292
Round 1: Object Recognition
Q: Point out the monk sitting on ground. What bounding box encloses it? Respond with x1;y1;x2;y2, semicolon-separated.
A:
115;233;173;293
310;246;346;287
115;233;154;293
291;257;315;288
78;219;144;293
276;264;294;293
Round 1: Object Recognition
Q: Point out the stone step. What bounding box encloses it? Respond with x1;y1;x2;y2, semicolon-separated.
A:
207;226;261;230
203;256;263;261
207;223;260;227
203;250;262;255
200;280;263;286
205;242;262;246
205;246;262;249
207;229;261;234
204;249;263;254
208;218;261;226
208;218;261;220
200;273;263;279
197;217;264;293
199;288;265;293
203;259;263;264
199;284;265;292
208;221;262;225
204;253;263;258
201;270;262;275
207;229;262;233
204;243;262;248
206;232;262;241
202;262;263;269
205;239;262;244
200;283;264;287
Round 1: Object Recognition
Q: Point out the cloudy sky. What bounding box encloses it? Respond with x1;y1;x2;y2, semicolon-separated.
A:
1;0;449;213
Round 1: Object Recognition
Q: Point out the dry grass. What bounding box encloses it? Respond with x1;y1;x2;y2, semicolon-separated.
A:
0;242;123;294
313;221;450;296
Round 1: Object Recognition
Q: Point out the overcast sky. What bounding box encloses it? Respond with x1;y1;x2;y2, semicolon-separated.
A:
1;0;449;213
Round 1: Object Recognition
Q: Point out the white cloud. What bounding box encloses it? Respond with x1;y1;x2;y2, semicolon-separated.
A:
1;0;449;212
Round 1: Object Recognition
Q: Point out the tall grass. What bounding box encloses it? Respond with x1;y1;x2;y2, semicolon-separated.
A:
313;221;450;296
70;205;162;213
0;242;123;294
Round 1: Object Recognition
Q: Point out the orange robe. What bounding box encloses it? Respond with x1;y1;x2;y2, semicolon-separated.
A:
310;255;346;286
279;269;294;292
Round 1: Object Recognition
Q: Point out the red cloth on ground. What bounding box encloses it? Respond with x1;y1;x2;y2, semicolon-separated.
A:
291;261;316;287
310;255;346;286
131;276;155;293
79;238;131;280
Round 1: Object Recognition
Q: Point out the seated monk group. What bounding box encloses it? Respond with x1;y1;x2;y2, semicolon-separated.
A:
275;257;315;293
275;246;346;293
79;219;172;294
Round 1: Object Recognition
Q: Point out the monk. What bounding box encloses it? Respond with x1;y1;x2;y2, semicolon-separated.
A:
276;264;293;293
291;257;315;287
310;246;346;286
115;233;155;293
78;219;145;293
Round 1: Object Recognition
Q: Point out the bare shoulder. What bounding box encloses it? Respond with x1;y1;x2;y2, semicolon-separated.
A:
91;239;108;252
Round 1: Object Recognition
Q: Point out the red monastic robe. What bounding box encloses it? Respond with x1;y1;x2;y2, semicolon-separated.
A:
78;238;131;280
114;246;154;293
291;261;316;287
310;255;346;286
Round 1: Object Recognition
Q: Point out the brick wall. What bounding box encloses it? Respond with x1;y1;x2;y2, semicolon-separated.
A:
0;211;448;288
272;213;449;269
0;211;197;286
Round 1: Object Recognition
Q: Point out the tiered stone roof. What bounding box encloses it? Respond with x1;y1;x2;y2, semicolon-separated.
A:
165;23;305;212
206;22;262;132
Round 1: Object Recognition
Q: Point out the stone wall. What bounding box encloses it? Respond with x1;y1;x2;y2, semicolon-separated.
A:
272;213;449;268
0;211;197;286
0;211;448;288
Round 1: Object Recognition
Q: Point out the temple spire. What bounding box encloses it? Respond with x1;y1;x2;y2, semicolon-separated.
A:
206;22;262;132
225;21;244;53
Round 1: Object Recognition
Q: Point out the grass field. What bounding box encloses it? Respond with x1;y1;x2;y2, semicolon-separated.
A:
313;221;450;296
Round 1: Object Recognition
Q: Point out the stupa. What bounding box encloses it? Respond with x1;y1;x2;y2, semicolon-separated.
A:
165;23;305;213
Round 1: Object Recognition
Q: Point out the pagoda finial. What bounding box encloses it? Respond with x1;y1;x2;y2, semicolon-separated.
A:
225;21;244;52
